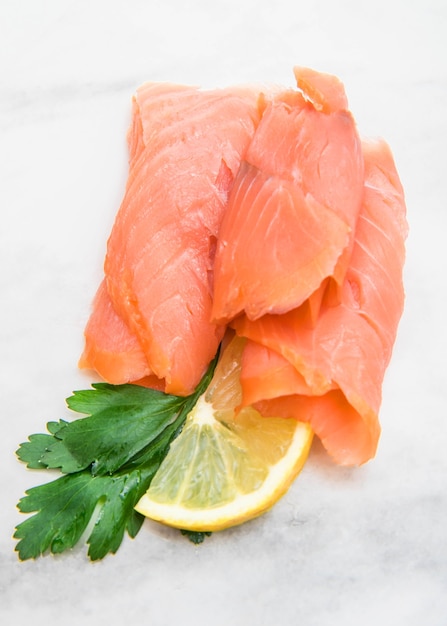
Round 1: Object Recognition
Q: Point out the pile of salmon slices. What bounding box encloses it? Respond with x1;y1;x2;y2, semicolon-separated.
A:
79;65;407;488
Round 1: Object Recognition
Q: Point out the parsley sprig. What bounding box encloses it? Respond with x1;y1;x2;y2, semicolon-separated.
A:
14;355;218;561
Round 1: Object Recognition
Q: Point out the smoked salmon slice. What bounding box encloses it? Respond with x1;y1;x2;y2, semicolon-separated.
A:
79;279;151;384
80;67;407;467
79;279;166;390
211;67;364;323
233;138;407;465
80;82;263;395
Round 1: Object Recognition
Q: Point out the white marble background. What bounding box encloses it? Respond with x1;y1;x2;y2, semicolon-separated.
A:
1;1;446;624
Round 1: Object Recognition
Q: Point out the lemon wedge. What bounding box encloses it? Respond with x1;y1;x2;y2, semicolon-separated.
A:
135;335;313;531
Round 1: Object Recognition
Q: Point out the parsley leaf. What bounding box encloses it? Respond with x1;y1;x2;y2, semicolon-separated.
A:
181;529;212;544
14;469;154;560
15;423;67;469
15;354;217;560
43;385;186;475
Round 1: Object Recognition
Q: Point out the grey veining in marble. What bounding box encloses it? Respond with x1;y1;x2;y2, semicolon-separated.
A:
1;1;446;625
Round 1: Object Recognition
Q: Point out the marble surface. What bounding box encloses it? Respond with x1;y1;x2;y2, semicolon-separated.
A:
1;1;446;624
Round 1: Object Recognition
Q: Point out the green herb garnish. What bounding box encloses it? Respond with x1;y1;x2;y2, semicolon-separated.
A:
14;356;217;561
